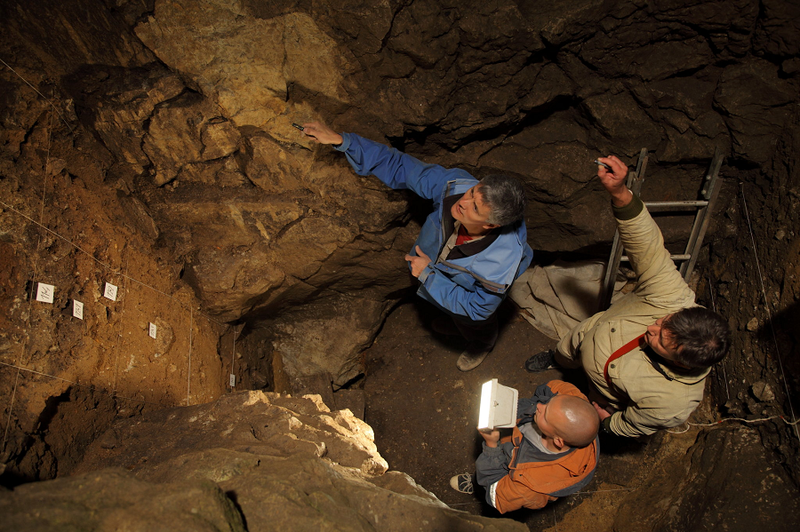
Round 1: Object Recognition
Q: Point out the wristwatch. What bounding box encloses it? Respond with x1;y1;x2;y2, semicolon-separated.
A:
600;416;614;436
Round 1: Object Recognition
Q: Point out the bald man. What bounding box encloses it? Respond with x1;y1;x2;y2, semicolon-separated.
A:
450;380;599;513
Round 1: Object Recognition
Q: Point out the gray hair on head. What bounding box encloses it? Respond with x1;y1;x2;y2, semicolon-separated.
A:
478;174;527;226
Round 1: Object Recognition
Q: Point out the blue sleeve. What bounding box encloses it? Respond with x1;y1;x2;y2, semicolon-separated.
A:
475;441;514;492
335;132;475;201
418;268;504;321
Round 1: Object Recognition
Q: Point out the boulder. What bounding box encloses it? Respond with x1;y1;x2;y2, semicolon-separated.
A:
0;469;245;532
57;391;527;532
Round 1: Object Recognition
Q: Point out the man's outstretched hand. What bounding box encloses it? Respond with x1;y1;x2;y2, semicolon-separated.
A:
596;155;632;207
301;121;343;145
404;245;431;278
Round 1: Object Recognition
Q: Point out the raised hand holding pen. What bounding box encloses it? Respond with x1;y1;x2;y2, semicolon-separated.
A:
300;121;343;145
596;155;632;207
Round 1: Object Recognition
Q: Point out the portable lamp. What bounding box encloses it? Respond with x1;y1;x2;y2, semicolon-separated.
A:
478;378;519;430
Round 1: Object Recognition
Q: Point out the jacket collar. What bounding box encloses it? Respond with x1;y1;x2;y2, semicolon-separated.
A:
441;193;500;258
643;348;711;384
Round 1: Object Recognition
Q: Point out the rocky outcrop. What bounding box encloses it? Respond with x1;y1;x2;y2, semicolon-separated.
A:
0;469;246;532
2;0;800;527
611;426;800;532
0;60;226;485
0;391;527;532
7;0;797;393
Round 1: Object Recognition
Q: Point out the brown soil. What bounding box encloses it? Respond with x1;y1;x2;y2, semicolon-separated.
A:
362;298;661;529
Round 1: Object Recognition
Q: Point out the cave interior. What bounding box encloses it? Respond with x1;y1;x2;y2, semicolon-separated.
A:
1;0;799;530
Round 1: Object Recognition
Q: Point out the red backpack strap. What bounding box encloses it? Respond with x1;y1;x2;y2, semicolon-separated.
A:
603;334;645;390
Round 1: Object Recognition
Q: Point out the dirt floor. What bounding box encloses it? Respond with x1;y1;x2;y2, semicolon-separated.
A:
362;298;664;530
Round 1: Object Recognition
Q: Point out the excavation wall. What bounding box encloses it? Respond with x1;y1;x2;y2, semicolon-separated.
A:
0;0;798;529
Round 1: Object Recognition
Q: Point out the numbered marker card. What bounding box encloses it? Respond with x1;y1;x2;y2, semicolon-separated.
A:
35;283;55;303
148;322;157;339
230;374;236;387
103;282;118;301
72;300;84;320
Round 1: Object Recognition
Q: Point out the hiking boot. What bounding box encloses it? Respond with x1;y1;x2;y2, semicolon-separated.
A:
457;346;492;371
524;349;557;372
449;473;474;494
431;316;461;336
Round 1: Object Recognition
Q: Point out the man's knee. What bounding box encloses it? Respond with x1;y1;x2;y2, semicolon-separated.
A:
555;334;582;368
554;349;581;369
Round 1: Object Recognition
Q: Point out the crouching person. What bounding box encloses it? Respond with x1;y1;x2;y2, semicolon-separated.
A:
451;380;599;513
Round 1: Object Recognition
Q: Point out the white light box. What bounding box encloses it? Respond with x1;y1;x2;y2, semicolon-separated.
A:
478;378;518;430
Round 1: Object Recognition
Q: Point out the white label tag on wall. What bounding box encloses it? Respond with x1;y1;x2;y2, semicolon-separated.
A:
72;300;84;320
148;322;157;339
229;374;236;387
103;282;118;301
35;283;55;303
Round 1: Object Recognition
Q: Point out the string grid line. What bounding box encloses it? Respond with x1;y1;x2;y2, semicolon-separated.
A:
739;182;799;442
0;63;229;455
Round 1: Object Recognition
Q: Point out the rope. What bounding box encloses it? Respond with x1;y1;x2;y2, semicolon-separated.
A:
0;57;74;132
1;368;22;450
739;182;800;441
2;105;55;451
187;307;193;406
0;361;168;408
0;198;224;327
231;326;238;389
110;257;129;395
707;275;731;401
667;415;800;434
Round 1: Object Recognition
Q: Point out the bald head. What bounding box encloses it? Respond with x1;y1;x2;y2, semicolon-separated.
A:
549;395;600;448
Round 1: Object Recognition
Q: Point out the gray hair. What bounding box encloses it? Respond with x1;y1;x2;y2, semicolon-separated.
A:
478;174;527;226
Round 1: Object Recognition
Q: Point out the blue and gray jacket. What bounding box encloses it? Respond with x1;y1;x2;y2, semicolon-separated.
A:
335;133;533;322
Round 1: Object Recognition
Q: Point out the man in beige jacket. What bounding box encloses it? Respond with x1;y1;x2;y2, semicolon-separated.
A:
525;155;731;438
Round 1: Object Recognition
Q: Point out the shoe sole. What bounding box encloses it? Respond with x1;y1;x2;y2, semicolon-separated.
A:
525;363;557;372
449;475;474;494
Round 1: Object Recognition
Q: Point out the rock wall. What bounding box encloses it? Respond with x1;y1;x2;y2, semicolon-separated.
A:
0;391;527;532
706;116;800;485
5;0;799;394
1;0;799;527
0;58;228;483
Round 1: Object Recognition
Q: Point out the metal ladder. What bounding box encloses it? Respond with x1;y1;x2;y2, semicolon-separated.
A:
598;148;724;311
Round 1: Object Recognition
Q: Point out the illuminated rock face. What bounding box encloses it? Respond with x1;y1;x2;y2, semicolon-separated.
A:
5;0;798;391
1;391;528;531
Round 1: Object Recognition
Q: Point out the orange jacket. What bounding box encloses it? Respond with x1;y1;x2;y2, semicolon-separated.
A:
493;380;599;513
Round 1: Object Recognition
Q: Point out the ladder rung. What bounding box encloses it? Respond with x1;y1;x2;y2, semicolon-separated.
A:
602;148;724;312
644;200;709;210
620;253;692;262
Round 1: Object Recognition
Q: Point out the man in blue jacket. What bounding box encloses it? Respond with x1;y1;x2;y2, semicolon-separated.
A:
302;122;533;371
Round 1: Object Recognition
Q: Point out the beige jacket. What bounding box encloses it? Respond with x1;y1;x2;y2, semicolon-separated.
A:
557;196;709;438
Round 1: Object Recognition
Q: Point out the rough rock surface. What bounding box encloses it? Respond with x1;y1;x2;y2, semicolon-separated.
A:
0;391;526;532
6;0;799;394
608;426;800;531
0;469;245;532
0;58;227;483
1;0;799;529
